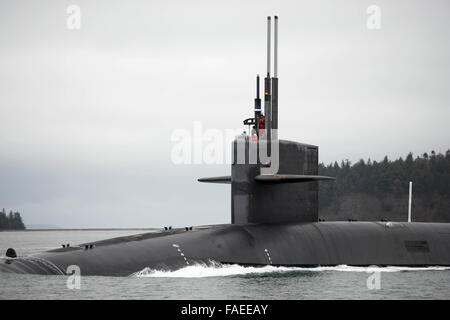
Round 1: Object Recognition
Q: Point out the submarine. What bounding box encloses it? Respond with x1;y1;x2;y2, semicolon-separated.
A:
1;16;450;276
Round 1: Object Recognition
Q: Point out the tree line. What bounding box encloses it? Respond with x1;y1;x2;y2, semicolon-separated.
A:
0;208;26;230
318;150;450;222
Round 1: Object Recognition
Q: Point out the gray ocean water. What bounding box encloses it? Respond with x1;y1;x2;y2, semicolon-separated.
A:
1;230;450;300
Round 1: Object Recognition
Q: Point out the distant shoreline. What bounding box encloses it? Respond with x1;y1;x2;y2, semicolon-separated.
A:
0;228;159;232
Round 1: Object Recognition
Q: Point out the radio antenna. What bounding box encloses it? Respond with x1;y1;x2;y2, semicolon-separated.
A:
264;16;272;142
271;16;278;138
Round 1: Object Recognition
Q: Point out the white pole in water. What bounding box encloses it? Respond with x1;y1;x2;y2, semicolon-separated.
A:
408;181;413;223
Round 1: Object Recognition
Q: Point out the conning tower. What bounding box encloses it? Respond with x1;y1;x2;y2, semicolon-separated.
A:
199;16;334;224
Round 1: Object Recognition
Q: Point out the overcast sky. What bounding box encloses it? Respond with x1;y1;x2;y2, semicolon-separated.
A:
0;0;449;228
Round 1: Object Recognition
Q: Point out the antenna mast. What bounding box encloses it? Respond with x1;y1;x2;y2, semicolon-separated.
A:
254;75;261;137
264;16;272;142
271;16;278;140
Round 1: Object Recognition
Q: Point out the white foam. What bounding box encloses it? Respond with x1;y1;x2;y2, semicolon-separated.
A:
133;262;450;278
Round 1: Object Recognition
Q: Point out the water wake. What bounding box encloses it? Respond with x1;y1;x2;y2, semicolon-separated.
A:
133;262;450;278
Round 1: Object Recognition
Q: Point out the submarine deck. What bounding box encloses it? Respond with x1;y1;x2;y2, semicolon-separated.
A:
2;221;450;276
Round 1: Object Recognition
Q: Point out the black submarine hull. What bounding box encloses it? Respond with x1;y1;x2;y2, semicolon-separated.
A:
2;221;450;276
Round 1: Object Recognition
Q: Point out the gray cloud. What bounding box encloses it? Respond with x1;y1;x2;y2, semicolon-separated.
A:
0;0;449;227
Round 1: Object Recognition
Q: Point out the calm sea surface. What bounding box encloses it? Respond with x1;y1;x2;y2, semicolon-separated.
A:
1;230;449;300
